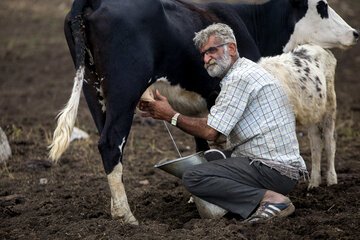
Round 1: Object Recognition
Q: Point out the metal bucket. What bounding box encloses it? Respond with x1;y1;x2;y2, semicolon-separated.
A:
154;151;228;219
154;151;207;179
192;196;228;219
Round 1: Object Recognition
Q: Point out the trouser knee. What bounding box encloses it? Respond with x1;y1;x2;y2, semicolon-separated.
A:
182;168;203;194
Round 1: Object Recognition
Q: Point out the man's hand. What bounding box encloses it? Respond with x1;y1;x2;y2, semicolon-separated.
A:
138;90;177;122
139;90;220;141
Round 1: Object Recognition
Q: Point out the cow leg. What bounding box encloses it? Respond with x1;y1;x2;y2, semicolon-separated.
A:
82;72;139;224
322;72;337;186
97;89;143;225
84;13;157;225
322;112;337;186
98;104;139;225
95;62;152;225
308;124;324;189
107;163;138;225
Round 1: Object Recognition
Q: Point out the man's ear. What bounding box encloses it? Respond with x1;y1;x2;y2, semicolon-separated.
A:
228;42;237;57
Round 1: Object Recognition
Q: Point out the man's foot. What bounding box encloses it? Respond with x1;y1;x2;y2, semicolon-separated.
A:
244;199;295;223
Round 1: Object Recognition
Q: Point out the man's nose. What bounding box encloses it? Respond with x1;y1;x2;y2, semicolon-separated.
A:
203;54;211;64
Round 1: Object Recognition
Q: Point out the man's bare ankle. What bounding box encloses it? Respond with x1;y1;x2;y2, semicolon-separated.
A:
261;190;289;203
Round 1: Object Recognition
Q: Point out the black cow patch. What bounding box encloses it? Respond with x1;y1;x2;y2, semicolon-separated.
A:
294;57;302;67
293;48;311;61
317;1;329;19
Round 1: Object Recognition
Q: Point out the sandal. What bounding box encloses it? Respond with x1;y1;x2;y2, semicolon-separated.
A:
245;200;295;223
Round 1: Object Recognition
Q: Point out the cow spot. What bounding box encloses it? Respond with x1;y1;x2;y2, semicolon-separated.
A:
304;67;310;75
293;48;311;61
294;57;302;67
317;1;329;19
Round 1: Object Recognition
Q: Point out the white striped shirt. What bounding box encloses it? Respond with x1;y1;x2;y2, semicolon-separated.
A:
207;57;307;179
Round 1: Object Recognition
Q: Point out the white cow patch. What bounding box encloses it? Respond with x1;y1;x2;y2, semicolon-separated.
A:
107;163;138;225
95;77;106;112
118;137;126;159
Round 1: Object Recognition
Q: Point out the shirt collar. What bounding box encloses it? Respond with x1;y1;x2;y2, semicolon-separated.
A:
220;57;245;87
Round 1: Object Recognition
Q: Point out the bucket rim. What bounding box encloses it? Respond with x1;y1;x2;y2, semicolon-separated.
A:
154;151;205;168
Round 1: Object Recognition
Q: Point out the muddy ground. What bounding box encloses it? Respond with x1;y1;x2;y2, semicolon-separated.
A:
0;0;359;239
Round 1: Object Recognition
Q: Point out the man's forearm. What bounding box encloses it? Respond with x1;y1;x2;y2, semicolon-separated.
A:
175;114;219;141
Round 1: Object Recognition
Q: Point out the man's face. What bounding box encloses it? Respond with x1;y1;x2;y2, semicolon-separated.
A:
200;35;232;78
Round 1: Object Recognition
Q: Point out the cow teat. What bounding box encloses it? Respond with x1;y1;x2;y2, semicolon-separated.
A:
140;88;155;102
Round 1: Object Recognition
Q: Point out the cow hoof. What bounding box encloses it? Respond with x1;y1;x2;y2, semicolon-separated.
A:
308;173;321;189
307;183;318;189
307;180;320;189
129;219;139;225
126;215;139;225
326;172;338;186
112;213;139;225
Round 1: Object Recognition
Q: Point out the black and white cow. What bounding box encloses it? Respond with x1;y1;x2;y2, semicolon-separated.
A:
50;0;358;224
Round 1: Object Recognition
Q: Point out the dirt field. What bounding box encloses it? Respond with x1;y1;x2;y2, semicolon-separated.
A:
1;0;359;239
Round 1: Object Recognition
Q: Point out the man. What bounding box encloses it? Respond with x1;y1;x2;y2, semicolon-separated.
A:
139;23;307;222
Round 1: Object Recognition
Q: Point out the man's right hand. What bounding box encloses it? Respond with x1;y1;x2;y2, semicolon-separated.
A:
139;90;177;122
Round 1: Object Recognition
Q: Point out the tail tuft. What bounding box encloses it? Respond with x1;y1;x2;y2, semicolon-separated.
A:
49;66;85;162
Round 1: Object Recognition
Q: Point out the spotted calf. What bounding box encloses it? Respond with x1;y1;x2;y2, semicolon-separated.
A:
259;44;337;188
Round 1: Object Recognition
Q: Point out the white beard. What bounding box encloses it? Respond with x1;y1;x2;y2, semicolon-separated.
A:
205;48;232;78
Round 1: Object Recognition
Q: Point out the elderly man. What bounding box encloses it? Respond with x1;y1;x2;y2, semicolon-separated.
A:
139;23;307;222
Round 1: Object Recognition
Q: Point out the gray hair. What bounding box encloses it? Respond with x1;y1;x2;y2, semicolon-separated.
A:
193;23;237;50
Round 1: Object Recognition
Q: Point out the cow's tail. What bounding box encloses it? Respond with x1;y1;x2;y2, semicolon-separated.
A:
49;0;87;163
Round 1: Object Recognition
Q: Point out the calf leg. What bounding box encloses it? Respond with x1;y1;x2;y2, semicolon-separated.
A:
323;112;337;186
323;66;337;186
322;71;337;186
308;124;324;189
